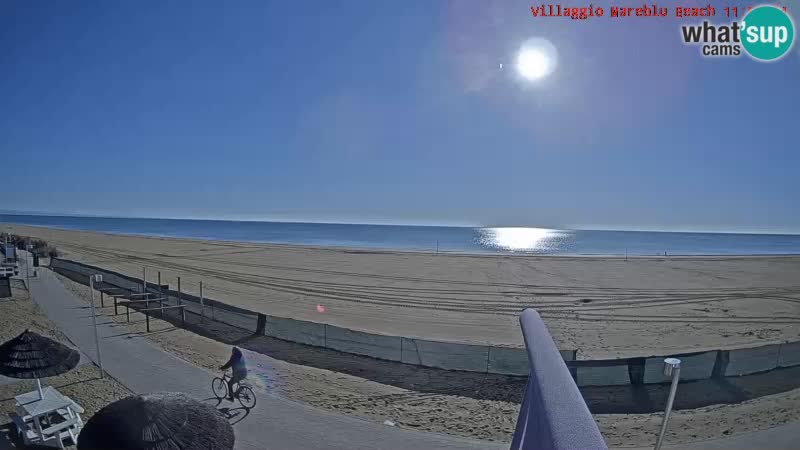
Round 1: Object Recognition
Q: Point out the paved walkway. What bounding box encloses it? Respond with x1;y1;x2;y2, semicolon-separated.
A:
0;278;90;386
26;265;502;450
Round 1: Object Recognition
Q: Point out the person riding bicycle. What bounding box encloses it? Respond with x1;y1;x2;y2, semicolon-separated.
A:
219;346;248;401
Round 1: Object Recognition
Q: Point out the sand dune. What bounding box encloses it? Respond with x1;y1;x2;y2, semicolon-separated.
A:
4;223;800;359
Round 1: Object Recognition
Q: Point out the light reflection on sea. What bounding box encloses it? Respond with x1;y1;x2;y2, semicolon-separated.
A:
476;227;573;253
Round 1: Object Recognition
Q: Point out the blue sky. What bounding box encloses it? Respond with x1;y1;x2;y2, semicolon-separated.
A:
2;1;798;232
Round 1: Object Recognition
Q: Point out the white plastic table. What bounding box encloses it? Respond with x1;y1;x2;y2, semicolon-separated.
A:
15;386;78;448
15;387;71;418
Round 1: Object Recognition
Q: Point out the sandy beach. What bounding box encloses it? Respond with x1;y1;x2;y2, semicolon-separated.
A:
3;223;800;359
3;224;798;445
50;264;800;445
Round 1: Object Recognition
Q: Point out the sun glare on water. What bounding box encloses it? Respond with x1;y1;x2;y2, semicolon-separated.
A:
480;227;561;252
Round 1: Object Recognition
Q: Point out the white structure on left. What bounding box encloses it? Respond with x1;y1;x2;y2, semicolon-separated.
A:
0;237;20;278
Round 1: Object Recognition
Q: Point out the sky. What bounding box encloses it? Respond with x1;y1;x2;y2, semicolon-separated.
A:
2;1;798;233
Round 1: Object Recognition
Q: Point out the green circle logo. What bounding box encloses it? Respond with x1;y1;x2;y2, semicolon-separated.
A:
741;6;795;61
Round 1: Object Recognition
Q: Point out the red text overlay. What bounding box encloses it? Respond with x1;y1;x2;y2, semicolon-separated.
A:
530;4;789;20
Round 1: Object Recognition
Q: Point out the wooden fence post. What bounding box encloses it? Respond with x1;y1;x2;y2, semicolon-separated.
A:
158;271;162;303
628;358;646;385
712;351;730;378
256;314;267;335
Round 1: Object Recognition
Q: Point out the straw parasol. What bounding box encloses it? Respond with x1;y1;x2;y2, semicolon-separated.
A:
78;392;235;450
0;329;80;398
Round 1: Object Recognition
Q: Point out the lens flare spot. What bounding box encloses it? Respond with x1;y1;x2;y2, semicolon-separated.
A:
249;373;270;393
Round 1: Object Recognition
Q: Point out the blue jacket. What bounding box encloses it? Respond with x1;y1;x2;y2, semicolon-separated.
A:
221;348;247;379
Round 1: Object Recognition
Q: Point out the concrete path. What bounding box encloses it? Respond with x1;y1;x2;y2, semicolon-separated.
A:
25;265;503;450
0;278;91;386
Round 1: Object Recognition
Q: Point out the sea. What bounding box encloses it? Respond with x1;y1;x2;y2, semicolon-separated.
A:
2;214;800;256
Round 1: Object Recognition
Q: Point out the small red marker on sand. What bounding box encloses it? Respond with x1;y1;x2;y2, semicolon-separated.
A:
316;304;326;313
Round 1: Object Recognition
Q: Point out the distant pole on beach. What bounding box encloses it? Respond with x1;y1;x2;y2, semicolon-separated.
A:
625;248;628;261
200;281;204;319
89;274;105;379
177;276;181;307
25;245;31;282
142;267;147;294
436;240;439;254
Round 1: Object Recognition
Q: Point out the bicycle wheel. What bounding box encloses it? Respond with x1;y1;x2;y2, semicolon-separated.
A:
237;385;257;409
212;377;228;399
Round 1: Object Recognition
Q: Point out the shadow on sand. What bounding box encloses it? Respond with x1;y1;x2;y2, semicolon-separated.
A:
147;301;800;413
0;423;22;450
55;267;800;414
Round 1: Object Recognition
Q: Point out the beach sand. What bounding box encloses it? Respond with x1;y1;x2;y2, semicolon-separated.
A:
4;223;799;359
51;271;800;445
5;224;799;445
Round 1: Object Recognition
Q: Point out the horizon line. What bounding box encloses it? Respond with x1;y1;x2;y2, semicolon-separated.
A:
1;210;799;236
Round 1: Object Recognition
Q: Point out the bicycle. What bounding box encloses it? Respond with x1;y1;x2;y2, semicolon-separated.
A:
212;371;257;409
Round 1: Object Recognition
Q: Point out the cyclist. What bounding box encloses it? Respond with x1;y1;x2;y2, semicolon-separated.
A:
219;346;248;401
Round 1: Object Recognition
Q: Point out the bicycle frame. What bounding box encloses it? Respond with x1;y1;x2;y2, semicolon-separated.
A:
221;371;249;393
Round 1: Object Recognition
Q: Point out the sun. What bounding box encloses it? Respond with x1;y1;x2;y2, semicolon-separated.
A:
515;38;558;82
517;49;549;80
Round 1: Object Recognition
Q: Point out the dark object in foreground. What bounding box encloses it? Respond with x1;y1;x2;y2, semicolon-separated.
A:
511;309;607;450
78;392;235;450
0;329;80;379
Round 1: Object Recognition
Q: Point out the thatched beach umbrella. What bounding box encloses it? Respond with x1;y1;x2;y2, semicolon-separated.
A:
78;392;235;450
0;329;80;398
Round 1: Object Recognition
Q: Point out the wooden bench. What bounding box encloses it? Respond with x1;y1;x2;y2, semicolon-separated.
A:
116;297;166;318
96;287;129;307
140;304;187;332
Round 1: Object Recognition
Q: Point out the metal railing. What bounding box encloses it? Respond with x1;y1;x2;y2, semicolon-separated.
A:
511;309;607;450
